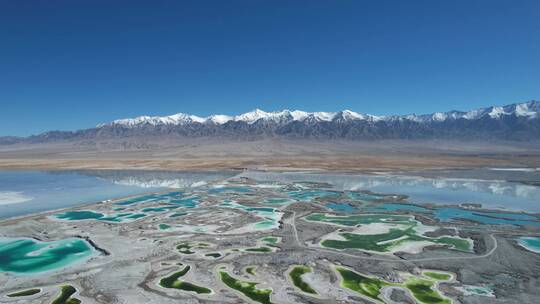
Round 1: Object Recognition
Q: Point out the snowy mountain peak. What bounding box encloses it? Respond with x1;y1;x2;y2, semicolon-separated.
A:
432;112;448;121
488;106;508;118
97;101;540;128
234;109;274;123
207;114;233;124
341;109;364;119
514;102;538;118
5;100;540;144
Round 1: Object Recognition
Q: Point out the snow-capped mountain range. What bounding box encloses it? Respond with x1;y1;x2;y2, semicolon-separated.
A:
97;109;382;127
98;101;539;128
2;101;540;143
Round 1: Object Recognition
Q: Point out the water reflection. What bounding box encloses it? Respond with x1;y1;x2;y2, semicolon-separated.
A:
241;171;540;212
79;170;236;188
0;170;235;219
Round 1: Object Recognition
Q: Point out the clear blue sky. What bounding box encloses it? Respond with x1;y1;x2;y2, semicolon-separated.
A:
1;0;539;136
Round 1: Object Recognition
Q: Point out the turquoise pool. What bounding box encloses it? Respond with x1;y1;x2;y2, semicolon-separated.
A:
434;208;540;227
364;203;430;213
326;202;357;212
0;237;94;274
517;236;540;253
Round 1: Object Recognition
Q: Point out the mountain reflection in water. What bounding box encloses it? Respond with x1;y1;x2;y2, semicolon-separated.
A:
241;171;540;212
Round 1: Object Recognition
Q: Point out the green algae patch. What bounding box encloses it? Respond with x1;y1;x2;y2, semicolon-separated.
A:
321;227;470;253
336;267;453;304
176;242;212;254
405;278;451;304
245;266;256;276
309;213;472;254
6;288;41;297
259;236;281;245
244;246;272;253
171;281;211;294
336;267;388;301
434;237;471;252
159;265;212;294
424;271;452;281
176;243;195;254
261;237;278;244
289;266;317;295
219;269;273;304
51;285;81;304
205;252;222;258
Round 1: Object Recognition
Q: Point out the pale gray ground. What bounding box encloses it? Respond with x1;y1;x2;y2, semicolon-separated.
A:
1;174;539;304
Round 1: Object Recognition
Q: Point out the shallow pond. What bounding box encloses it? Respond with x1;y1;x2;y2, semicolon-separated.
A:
0;237;94;274
221;201;282;231
517;236;540;253
434;208;540;227
54;210;147;223
364;203;430;213
326;202;357;212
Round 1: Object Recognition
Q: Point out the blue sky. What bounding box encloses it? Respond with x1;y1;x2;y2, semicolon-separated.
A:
1;0;539;136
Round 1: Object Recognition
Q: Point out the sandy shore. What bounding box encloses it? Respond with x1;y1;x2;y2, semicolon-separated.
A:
0;154;538;172
1;139;539;172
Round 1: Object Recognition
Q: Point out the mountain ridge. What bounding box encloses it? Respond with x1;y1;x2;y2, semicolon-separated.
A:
96;100;540;128
2;100;540;143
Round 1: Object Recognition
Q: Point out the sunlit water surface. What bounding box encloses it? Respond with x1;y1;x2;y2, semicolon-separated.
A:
241;171;540;212
0;170;234;219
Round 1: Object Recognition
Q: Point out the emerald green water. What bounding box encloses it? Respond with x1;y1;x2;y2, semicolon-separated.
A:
322;228;471;252
159;265;212;294
337;267;451;304
158;223;171;230
424;271;452;281
289;266;317;294
6;288;41;297
245;266;256;275
176;243;195;254
337;267;388;301
307;213;471;253
405;278;451;304
55;210;105;220
0;238;93;274
259;236;280;245
219;269;273;304
518;236;540;253
244;246;272;253
51;285;81;304
55;210;147;222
